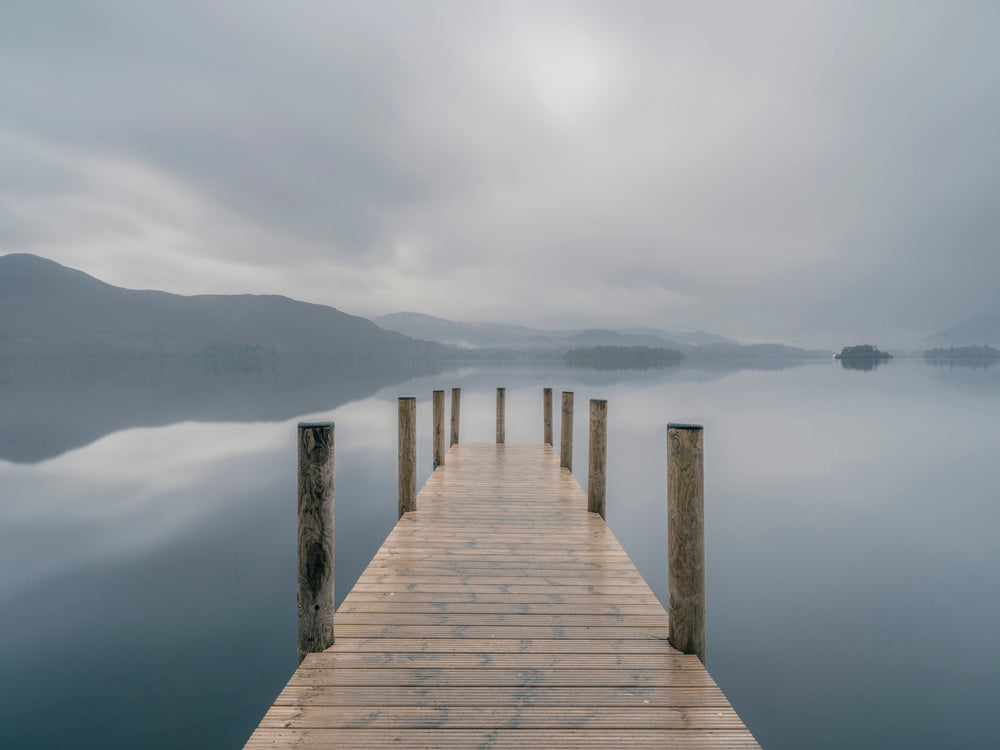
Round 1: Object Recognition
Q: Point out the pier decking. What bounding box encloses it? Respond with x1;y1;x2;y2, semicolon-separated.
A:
246;442;759;748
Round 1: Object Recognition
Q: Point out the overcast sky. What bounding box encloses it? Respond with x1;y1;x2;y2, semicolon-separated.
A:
1;1;998;346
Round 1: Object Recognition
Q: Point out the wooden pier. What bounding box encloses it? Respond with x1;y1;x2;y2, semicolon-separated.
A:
246;395;759;748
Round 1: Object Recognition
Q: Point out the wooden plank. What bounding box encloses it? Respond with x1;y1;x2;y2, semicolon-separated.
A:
341;592;661;604
329;625;671;639
317;638;683;654
286;668;721;688
297;652;703;670
332;614;669;627
372;545;631;564
259;704;746;729
353;576;649;586
357;568;647;579
371;545;630;553
274;685;731;707
337;602;666;615
245;729;760;748
365;561;639;570
344;584;657;596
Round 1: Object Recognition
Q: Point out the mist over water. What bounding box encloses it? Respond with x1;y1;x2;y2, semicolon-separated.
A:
0;358;997;749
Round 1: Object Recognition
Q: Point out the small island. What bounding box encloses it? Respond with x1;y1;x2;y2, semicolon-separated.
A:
562;345;684;370
834;344;892;371
834;345;892;361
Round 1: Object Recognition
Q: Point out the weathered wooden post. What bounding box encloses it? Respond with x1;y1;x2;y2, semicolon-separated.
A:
433;390;445;468
560;391;574;470
296;421;334;665
588;399;607;518
398;397;416;518
496;387;505;443
450;387;461;447
543;387;553;445
667;423;706;663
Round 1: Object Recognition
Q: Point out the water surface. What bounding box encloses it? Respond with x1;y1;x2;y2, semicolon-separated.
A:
0;358;997;748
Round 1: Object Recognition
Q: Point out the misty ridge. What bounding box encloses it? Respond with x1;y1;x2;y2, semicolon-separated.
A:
0;253;444;362
373;312;832;362
2;253;997;373
0;253;817;465
921;316;1000;348
0;253;825;465
0;253;822;365
373;311;737;349
2;250;995;465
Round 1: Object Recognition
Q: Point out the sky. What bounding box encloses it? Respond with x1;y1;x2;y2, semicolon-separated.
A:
1;0;998;347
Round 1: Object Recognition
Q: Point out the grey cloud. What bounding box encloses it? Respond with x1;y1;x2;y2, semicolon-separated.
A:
1;0;998;345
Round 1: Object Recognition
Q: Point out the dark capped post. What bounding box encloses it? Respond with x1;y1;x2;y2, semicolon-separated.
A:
667;423;706;663
496;387;506;443
543;387;553;445
433;390;445;468
296;421;334;664
588;399;607;517
450;387;461;447
398;397;416;518
560;391;574;470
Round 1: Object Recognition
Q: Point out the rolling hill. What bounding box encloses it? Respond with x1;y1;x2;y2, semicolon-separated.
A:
0;254;441;360
923;315;1000;347
374;311;736;349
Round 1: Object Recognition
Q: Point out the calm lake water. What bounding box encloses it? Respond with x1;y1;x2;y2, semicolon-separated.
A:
1;357;997;748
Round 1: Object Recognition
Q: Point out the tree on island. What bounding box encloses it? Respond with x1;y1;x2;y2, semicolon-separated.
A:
923;345;999;363
834;345;892;360
834;345;892;371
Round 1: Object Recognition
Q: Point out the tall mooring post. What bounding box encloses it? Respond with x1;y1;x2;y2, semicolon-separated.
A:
296;421;334;665
450;387;461;447
398;397;416;518
432;390;445;468
588;399;607;518
667;423;706;663
560;391;574;470
496;387;506;443
543;387;553;445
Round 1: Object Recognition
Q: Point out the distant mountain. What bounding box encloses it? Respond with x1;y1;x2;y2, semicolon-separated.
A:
0;254;442;360
923;315;1000;346
374;312;736;349
374;312;550;348
619;327;736;346
564;329;674;347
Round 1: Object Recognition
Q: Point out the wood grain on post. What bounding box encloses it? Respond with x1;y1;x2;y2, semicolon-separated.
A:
496;387;505;444
432;390;445;468
398;397;416;518
667;423;706;663
543;387;553;445
588;399;607;518
296;421;334;665
450;388;461;447
560;391;574;470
